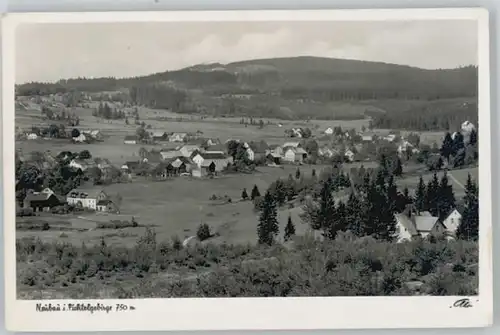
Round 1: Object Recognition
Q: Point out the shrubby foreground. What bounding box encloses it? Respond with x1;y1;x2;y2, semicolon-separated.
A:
17;229;478;299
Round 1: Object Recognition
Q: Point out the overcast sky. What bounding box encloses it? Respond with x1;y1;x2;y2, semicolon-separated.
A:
16;20;478;83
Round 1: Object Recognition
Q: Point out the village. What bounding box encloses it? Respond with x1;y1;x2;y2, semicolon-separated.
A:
15;88;479;250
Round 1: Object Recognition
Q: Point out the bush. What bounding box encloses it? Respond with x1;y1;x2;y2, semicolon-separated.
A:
15;232;478;298
196;223;212;241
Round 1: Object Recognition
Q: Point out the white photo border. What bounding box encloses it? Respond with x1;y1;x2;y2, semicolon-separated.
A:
1;8;493;332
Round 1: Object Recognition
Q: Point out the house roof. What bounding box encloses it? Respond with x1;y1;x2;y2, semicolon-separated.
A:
283;142;300;148
97;199;113;206
294;147;307;155
160;150;182;160
171;132;187;137
198;152;228;160
24;192;58;202
268;152;282;158
394;213;418;236
414;216;439;232
170;159;184;168
443;208;461;220
180;144;200;152
206;144;226;152
67;188;104;199
124;135;137;141
268;144;282;150
152;131;166;138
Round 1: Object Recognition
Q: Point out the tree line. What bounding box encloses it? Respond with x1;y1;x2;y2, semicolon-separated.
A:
255;166;479;246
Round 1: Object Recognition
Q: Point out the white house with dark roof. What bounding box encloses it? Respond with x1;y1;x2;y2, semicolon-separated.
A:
67;188;108;210
394;206;447;242
179;144;200;158
169;132;188;142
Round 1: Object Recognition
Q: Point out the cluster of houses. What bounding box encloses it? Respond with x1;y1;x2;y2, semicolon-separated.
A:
123;131;203;145
394;205;463;242
22;187;118;214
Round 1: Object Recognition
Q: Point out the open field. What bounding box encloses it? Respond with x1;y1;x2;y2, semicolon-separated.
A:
16;164;324;247
16;103;370;166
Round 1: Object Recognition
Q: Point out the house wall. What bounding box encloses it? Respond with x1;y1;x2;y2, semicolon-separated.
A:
67;191;107;210
284;150;295;162
395;222;413;243
443;210;462;233
246;148;255;161
192;154;204;167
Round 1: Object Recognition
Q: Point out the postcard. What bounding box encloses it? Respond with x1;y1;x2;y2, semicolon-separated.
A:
1;8;492;331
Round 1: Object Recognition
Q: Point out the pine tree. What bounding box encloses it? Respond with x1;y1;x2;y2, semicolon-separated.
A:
241;188;248;200
346;192;365;236
426;173;440;216
394;157;403;176
457;174;479;240
386;175;399;213
257;191;280;245
295;167;301;180
441;132;454;160
312;176;336;233
438;171;456;220
452;132;465;156
251;184;261;200
415;176;426;212
312;168;317;178
284;215;296;241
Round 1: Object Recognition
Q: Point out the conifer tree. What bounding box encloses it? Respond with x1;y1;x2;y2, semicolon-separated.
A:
386;175;399;213
426;173;440;216
295;167;301;180
312;168;317;178
241;188;248;200
251;184;261;200
346;192;365;236
257;191;279;245
457;174;479;240
441;132;454;160
438;171;456;219
415;176;426;212
311;176;336;233
284;214;296;241
394;157;403;176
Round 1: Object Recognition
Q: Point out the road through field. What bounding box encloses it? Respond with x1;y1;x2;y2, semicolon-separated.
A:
448;172;466;190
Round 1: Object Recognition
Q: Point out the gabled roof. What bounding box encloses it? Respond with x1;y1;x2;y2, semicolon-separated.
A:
414;216;440;232
160;150;182;160
67;187;105;199
171;132;187;137
443;208;462;220
394;213;418;236
24;192;59;202
180;144;200;151
198;152;228;160
124;135;137;141
206;144;226;152
283;142;301;148
294;147;307;155
151;131;166;138
170;159;184;168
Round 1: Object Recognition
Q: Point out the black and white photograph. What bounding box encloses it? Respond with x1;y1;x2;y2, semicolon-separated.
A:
2;8;492;332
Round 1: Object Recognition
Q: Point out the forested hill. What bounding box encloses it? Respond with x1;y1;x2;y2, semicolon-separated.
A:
17;56;478;99
16;57;477;123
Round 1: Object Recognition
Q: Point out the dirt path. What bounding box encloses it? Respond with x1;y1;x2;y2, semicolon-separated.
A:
448;172;466;190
